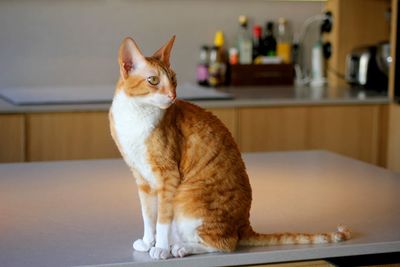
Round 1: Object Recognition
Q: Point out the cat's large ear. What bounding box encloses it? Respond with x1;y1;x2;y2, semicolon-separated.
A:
118;37;146;79
152;35;176;67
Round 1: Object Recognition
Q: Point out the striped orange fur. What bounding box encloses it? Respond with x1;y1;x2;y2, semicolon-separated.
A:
109;36;350;260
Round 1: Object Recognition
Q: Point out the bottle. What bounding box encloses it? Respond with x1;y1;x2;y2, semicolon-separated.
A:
196;45;210;86
276;18;292;63
214;31;225;53
214;31;226;67
262;21;277;56
252;25;263;60
310;40;326;88
237;15;253;64
208;46;222;87
214;31;227;85
229;47;239;65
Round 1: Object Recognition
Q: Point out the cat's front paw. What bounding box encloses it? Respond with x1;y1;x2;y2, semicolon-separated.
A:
133;239;154;252
149;246;171;260
171;243;189;258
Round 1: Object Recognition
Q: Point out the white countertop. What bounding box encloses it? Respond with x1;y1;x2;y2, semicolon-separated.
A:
0;85;389;113
1;151;399;267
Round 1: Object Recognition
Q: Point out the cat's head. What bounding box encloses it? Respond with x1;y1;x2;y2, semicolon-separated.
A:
117;36;177;109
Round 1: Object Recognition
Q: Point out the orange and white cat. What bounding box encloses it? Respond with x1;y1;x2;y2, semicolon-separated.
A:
109;36;350;260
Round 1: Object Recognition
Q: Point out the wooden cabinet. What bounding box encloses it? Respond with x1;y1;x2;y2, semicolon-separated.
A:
238;105;386;165
0;114;25;162
387;104;400;170
27;109;237;161
238;107;308;152
307;105;382;164
27;112;120;161
387;0;400;172
207;108;238;141
0;104;388;166
25;109;236;162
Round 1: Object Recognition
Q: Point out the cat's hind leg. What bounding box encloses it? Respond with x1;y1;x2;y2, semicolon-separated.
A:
171;242;219;258
170;217;220;257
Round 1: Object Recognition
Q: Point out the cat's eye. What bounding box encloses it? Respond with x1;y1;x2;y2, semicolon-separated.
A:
147;76;160;86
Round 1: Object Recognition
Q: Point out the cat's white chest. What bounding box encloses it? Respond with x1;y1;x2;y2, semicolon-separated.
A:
111;90;165;187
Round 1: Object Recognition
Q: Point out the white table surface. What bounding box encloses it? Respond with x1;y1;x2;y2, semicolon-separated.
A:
1;151;399;267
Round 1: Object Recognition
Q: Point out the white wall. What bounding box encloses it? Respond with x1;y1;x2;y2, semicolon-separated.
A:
0;0;324;88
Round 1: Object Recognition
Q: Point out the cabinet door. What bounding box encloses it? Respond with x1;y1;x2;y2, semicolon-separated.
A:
307;105;381;164
387;0;400;171
27;112;120;161
387;104;400;170
207;108;238;141
0;115;25;162
238;107;308;152
237;105;384;165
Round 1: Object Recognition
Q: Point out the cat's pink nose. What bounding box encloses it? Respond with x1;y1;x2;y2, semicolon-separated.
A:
168;92;176;100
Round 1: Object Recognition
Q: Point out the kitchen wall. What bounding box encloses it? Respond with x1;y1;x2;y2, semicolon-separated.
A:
0;0;324;88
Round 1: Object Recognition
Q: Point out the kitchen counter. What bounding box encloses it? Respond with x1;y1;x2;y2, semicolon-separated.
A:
0;85;389;114
1;151;399;267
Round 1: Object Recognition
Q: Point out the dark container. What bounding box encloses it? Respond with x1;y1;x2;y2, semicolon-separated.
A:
229;64;294;86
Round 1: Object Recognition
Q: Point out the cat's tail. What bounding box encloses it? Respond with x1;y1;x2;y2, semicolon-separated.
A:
239;225;351;246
